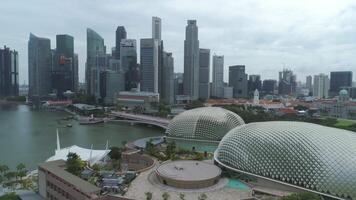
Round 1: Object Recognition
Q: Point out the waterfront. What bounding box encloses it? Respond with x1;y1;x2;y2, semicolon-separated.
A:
0;104;164;169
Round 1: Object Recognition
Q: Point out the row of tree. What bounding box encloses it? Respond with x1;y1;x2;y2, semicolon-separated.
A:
0;163;34;191
145;192;207;200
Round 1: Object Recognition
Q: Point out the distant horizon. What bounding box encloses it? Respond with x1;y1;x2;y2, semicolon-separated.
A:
1;0;356;84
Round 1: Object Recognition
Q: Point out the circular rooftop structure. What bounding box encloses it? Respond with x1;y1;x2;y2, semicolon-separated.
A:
215;121;356;199
155;160;222;189
166;107;245;141
339;89;348;96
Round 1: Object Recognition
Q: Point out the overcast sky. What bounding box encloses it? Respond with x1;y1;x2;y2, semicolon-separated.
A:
1;0;356;84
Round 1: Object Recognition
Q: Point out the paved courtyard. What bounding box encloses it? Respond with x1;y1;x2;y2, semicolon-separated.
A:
124;167;253;200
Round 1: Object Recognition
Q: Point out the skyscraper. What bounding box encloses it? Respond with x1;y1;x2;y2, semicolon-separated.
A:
115;26;127;59
52;34;76;98
212;55;224;98
262;79;277;94
306;75;312;92
161;52;174;105
183;20;199;100
198;48;210;100
140;38;159;93
229;65;247;98
0;46;19;97
28;33;52;98
120;39;139;90
329;71;353;97
278;69;297;95
248;75;262;97
152;16;161;41
86;28;106;97
313;74;330;99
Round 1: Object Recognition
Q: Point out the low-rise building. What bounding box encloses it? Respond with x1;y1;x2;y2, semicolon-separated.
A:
117;90;159;110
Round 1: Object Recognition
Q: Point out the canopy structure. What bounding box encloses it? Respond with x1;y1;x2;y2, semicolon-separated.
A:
46;130;110;165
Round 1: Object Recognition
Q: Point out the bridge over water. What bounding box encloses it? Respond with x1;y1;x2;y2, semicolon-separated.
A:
110;111;170;129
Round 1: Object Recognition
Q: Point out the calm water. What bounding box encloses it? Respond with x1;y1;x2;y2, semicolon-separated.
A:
0;104;164;170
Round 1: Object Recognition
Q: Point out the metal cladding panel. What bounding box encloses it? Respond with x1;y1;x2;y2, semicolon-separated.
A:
166;107;245;141
215;121;356;199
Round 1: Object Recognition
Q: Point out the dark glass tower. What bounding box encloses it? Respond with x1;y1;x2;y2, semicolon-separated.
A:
0;46;19;97
115;26;127;59
329;71;353;97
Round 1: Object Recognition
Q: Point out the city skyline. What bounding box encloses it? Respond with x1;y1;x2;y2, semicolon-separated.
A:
2;0;356;84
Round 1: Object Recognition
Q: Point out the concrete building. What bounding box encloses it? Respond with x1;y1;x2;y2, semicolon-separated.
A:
140;38;159;93
161;52;174;105
278;69;297;96
0;46;19;97
313;73;329;99
183;20;200;100
117;90;159;110
306;75;312;92
100;70;125;105
248;75;262;97
223;86;233;99
28;33;52;98
262;79;277;95
212;55;224;98
329;71;353;97
114;26;127;59
198;48;210;100
152;16;161;41
86;28;106;97
52;34;77;98
120;39;139;91
229;65;247;98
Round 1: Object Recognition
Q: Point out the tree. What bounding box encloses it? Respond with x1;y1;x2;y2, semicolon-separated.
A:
281;192;322;200
16;163;26;182
108;146;122;160
184;100;204;110
162;192;170;200
198;193;207;200
0;192;19;200
179;193;186;200
0;165;9;186
165;141;177;160
66;153;85;176
145;192;153;200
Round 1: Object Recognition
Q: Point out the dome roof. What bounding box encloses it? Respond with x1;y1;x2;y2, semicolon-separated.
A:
215;121;356;199
166;107;244;141
339;89;348;96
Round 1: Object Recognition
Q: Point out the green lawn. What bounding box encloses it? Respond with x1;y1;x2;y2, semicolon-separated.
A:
335;119;356;127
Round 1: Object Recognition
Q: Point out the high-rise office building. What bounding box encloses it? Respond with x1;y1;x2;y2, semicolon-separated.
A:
140;38;159;93
198;48;210;100
86;28;106;97
183;20;199;100
28;33;52;98
100;70;125;104
229;65;247;98
120;39;139;90
306;75;312;92
174;73;184;98
248;75;262;97
278;69;297;95
313;74;330;99
161;52;174;105
0;46;19;97
52;34;76;98
212;55;224;98
262;79;277;95
115;26;127;59
329;71;353;97
152;16;161;41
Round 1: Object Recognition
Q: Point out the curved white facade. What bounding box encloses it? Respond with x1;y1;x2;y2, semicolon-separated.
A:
215;121;356;199
166;107;245;141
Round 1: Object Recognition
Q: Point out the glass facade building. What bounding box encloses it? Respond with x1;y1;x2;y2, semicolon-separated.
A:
215;121;356;199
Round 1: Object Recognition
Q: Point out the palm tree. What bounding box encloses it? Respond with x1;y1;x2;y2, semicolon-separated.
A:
179;193;186;200
198;193;207;200
162;192;170;200
16;163;26;181
145;192;153;200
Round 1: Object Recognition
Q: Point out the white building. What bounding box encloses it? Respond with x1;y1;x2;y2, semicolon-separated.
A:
212;55;224;98
313;73;330;99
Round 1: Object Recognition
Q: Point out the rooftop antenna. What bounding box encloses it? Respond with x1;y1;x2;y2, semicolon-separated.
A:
56;129;61;151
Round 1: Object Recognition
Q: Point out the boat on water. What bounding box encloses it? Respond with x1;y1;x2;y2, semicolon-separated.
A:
66;123;73;127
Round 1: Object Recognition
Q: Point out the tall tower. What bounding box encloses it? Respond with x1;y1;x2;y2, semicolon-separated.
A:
198;48;210;100
120;39;139;90
115;26;127;59
183;20;199;100
212;55;224;98
152;16;162;41
28;33;52;98
313;74;330;99
140;38;159;93
0;46;19;97
161;52;174;105
229;65;247;98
